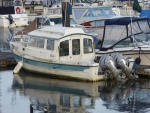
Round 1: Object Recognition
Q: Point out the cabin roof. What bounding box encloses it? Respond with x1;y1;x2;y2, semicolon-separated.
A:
28;26;85;39
105;17;150;26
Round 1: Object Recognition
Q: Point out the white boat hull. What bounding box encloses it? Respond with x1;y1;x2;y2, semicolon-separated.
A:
0;14;28;28
96;47;150;66
13;52;104;81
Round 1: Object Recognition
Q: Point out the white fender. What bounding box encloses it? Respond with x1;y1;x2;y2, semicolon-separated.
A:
13;62;23;74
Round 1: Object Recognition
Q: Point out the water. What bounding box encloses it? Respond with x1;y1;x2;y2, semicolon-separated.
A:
1;28;150;113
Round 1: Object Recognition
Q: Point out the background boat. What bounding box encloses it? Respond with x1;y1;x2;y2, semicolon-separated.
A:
0;0;28;28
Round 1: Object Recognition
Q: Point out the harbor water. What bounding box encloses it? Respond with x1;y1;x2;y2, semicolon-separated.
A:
1;28;150;113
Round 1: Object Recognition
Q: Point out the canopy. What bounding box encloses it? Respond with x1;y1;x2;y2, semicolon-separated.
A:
105;17;150;26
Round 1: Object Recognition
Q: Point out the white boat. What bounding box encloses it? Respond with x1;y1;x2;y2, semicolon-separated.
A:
23;0;121;28
95;17;150;66
44;5;121;28
0;0;28;28
9;24;136;81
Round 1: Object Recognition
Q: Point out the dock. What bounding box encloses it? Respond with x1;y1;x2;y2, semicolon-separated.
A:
136;65;150;78
0;52;16;67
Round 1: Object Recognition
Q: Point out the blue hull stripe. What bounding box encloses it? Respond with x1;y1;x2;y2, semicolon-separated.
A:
14;53;90;71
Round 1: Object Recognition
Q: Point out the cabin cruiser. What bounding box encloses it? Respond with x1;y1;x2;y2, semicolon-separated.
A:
44;5;121;28
9;25;136;81
95;17;150;66
0;0;28;28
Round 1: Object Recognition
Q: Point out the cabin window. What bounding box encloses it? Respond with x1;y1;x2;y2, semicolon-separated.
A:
59;40;69;56
47;39;54;50
28;37;45;48
50;18;62;24
83;38;93;53
72;39;80;55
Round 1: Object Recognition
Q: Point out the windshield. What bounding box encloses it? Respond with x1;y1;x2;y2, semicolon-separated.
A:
138;20;150;33
70;18;77;24
102;25;127;48
102;20;150;48
113;33;150;48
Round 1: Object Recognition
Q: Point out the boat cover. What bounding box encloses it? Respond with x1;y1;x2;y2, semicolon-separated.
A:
105;17;150;26
140;10;150;18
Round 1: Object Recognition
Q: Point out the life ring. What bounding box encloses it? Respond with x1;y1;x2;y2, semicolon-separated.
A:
16;7;20;13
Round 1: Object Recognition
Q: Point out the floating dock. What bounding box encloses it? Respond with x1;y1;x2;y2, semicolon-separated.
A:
136;65;150;78
0;52;16;67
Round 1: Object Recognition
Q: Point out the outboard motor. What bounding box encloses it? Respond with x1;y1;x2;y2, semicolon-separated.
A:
99;54;123;80
112;53;137;79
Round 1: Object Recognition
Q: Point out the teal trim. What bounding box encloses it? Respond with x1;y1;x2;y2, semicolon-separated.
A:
14;83;89;96
13;53;90;71
26;84;89;96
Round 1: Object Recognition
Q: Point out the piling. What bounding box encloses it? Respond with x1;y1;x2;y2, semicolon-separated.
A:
62;0;70;27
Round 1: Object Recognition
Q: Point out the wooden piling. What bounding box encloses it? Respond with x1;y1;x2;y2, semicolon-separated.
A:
62;0;70;27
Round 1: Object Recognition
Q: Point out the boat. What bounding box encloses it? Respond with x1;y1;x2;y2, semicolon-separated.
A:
45;4;121;28
95;17;150;66
0;0;28;28
23;0;44;15
23;0;121;28
9;24;136;81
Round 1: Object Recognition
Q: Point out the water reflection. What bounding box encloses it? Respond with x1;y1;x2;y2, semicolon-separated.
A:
12;70;104;113
99;79;150;113
12;70;150;113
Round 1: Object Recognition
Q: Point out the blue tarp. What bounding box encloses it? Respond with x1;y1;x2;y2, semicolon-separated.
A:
105;17;150;26
140;10;150;18
69;4;72;15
